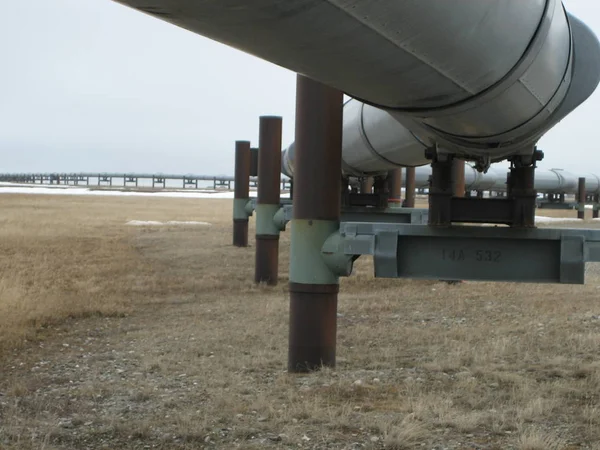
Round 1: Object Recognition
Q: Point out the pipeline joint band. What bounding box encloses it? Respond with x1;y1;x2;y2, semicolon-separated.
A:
289;282;339;295
256;234;280;241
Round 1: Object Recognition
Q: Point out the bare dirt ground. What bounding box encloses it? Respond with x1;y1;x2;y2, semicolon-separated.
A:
1;194;600;450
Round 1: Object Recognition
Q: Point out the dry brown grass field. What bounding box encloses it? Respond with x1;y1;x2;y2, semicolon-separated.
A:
1;192;600;449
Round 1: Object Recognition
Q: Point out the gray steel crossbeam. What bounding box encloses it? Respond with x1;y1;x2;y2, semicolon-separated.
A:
337;223;600;284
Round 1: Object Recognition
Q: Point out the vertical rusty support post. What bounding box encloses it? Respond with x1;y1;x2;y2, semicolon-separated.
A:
577;177;586;220
233;140;251;247
254;116;282;285
593;194;599;219
509;164;536;228
387;169;402;207
373;176;389;208
250;147;259;177
288;75;343;373
360;177;373;194
452;158;466;198
404;167;416;207
428;157;454;226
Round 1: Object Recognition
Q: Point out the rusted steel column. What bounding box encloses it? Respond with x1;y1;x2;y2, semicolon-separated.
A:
577;177;586;220
255;116;282;285
360;177;373;194
250;147;259;177
404;167;416;207
387;169;402;206
428;158;454;226
233;140;251;247
594;194;599;219
509;165;536;228
288;75;343;373
452;158;466;197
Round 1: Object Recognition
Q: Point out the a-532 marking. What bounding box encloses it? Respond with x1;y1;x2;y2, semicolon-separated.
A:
441;249;502;262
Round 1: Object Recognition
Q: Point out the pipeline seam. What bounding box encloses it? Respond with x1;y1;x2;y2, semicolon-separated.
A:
356;103;411;169
347;0;556;117
420;15;574;147
325;0;473;96
389;39;572;155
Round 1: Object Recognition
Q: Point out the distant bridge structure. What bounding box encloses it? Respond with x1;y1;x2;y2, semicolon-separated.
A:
0;172;291;191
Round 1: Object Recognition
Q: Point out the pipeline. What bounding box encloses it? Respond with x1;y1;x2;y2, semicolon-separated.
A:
344;165;597;195
114;0;600;174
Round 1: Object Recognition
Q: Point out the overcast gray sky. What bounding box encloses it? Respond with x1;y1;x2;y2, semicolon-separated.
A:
0;0;599;176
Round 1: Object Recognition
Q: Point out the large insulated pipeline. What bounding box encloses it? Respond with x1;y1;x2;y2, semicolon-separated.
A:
583;173;600;195
114;1;600;174
273;1;600;175
309;164;595;195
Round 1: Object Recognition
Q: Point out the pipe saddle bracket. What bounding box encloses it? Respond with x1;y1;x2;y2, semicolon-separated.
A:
244;199;255;218
273;207;288;232
255;203;283;236
321;231;356;277
233;198;253;220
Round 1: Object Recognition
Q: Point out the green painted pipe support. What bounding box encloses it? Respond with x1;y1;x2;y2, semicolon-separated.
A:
245;199;255;217
321;231;356;277
256;203;282;236
273;207;287;232
290;219;343;285
233;198;253;220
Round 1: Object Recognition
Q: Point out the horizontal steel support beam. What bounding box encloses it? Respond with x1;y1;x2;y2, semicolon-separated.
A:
280;206;428;226
340;207;428;225
450;197;513;224
343;192;388;208
536;201;577;210
336;223;600;284
248;197;292;212
247;200;427;226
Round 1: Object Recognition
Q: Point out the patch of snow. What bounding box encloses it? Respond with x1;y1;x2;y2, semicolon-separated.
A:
126;220;211;226
0;184;291;199
0;182;81;189
126;220;165;226
535;216;583;223
166;221;211;226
